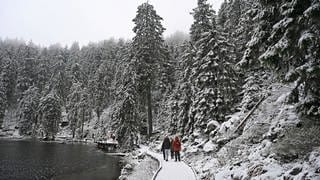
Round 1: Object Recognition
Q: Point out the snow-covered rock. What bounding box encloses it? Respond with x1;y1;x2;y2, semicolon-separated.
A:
203;141;218;153
204;120;220;134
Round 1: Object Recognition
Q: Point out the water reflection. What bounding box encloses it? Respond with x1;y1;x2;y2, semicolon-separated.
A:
0;139;120;180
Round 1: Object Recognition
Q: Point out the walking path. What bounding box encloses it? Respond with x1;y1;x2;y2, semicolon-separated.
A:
140;145;197;180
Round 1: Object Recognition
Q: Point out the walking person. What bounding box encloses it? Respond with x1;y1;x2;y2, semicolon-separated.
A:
173;136;181;162
161;135;171;161
170;137;174;160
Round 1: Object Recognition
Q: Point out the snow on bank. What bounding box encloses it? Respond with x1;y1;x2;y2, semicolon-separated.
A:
118;147;159;180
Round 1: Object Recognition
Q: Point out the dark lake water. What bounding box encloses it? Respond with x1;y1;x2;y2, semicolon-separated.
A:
0;139;120;180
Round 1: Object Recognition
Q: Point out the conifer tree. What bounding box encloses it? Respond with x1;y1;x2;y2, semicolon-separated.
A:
112;61;139;149
0;85;6;128
177;0;240;135
169;43;195;135
78;88;92;139
131;2;166;137
190;30;239;134
190;0;215;43
66;82;82;138
16;58;36;100
18;86;40;135
38;91;62;140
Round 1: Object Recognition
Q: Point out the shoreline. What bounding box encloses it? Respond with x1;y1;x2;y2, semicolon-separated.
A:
0;134;160;180
118;147;159;180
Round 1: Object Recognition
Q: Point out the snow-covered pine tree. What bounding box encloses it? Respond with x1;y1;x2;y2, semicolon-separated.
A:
169;43;196;135
112;61;140;149
66;82;82;138
38;91;62;140
0;84;6;127
51;55;71;106
91;58;116;122
78;87;92;139
218;0;265;112
189;30;239;134
36;61;50;93
190;0;215;43
16;57;36;100
218;0;260;63
168;0;215;136
246;0;320;119
0;58;17;107
131;2;166;137
180;0;240;135
18;86;40;135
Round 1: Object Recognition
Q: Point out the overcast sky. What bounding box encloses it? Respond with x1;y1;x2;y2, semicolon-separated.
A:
0;0;223;46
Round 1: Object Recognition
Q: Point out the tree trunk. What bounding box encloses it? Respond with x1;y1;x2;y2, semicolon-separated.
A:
81;108;84;139
147;86;153;138
72;128;75;138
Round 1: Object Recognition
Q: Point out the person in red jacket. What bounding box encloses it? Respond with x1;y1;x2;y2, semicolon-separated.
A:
172;136;181;161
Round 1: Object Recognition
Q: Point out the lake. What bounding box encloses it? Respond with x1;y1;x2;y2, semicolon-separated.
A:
0;139;120;180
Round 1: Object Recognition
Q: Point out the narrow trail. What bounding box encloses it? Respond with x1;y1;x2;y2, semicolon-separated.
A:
140;145;197;180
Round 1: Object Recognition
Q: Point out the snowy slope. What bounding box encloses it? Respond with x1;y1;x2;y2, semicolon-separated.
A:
183;82;320;179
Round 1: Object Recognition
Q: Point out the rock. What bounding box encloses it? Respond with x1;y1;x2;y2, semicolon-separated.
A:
233;160;242;166
182;136;188;143
209;129;218;138
266;131;278;141
279;152;299;163
191;141;199;146
137;152;146;159
230;174;242;180
121;164;133;176
118;175;128;180
248;164;267;177
192;131;201;138
124;164;133;171
282;176;292;180
205;120;220;134
216;137;231;146
289;167;302;176
315;167;320;173
203;141;218;153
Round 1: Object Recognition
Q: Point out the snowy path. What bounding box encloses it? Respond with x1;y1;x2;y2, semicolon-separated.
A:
140;145;197;180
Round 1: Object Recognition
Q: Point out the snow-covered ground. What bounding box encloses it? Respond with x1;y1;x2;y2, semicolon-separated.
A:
140;145;197;180
118;151;158;180
182;83;320;179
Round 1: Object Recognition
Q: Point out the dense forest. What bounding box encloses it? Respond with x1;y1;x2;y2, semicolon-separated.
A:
0;0;319;155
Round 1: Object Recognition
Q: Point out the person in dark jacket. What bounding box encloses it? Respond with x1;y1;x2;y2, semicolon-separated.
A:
170;137;174;159
161;136;171;161
172;136;181;161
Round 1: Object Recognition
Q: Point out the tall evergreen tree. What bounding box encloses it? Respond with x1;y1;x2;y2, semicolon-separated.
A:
38;91;62;140
112;60;140;149
189;30;239;134
0;84;6;128
131;2;166;137
78;87;92;139
18;86;40;135
169;43;196;135
16;58;36;100
190;0;215;43
0;58;17;115
218;0;260;63
66;82;82;138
